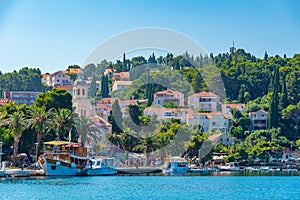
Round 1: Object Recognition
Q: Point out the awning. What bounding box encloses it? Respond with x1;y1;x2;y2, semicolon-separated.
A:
44;141;74;146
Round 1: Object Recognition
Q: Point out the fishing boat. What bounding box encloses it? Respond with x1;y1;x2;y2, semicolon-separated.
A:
162;157;189;174
38;141;88;176
220;162;240;171
85;157;117;176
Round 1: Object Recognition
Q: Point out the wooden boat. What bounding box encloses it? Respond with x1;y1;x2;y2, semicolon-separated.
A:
38;141;88;176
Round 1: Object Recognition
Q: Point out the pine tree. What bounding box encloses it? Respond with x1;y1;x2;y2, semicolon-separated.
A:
268;66;280;129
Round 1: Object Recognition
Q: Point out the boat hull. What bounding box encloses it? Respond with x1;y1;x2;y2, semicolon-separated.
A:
42;158;85;176
86;167;117;176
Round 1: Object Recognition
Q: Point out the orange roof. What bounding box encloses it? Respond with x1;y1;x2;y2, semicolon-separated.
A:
208;134;223;141
0;98;10;106
191;92;217;97
113;72;129;77
55;85;73;90
68;68;81;74
96;98;117;105
222;103;245;109
41;73;50;78
105;68;114;72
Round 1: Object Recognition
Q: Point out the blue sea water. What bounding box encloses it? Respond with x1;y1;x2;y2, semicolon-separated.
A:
1;174;300;200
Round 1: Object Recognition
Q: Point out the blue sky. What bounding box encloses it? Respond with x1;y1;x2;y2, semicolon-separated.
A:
0;0;299;73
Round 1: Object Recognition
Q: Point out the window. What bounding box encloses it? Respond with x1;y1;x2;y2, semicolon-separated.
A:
82;89;85;96
157;100;161;105
212;122;216;126
77;89;80;95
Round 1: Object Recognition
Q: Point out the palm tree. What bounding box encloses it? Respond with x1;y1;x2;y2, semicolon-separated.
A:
49;108;74;140
6;111;26;161
133;135;160;166
26;106;51;156
119;128;140;161
74;116;101;146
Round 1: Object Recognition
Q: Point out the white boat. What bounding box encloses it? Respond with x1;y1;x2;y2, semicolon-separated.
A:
189;167;220;173
85;157;117;176
220;162;240;171
162;157;189;174
38;141;88;176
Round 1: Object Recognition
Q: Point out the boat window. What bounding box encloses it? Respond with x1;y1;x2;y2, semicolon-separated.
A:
96;161;101;166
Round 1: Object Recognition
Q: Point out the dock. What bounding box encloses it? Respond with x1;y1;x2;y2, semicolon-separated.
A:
116;167;162;174
0;161;45;177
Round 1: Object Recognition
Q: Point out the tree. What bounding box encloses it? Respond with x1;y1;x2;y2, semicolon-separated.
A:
101;74;109;98
133;135;160;166
108;99;123;134
89;76;97;98
26;106;52;156
49;108;74;140
35;88;72;111
282;102;300;140
268;66;280;129
5;111;26;160
74;116;101;146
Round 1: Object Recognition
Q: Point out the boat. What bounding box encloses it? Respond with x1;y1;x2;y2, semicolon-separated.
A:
220;162;240;171
38;141;88;176
188;167;220;173
162;157;189;174
85;157;117;176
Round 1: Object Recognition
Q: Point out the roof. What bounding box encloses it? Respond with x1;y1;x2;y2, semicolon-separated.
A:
222;104;246;109
113;72;129;77
41;73;50;78
249;109;268;115
190;91;217;97
44;141;75;146
96;98;117;105
191;112;228;119
0;98;10;106
105;68;114;73
113;81;132;85
55;85;73;90
208;134;223;141
154;89;183;96
68;68;81;74
144;107;193;115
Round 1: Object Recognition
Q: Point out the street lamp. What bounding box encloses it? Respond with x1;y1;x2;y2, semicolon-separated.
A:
35;143;39;162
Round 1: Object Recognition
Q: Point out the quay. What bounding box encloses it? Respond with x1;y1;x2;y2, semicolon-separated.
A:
0;162;45;177
116;167;162;174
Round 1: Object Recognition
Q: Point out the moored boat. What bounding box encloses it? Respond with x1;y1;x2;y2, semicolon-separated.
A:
38;141;88;176
220;162;240;171
85;157;117;176
162;157;189;174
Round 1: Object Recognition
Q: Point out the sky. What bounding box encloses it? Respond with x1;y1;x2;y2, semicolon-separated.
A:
0;0;299;74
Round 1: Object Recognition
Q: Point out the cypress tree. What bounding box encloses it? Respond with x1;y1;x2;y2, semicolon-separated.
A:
109;99;123;134
101;74;109;98
268;66;280;129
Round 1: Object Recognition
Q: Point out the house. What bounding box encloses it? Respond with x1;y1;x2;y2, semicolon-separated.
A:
4;91;41;105
188;92;219;112
86;78;101;92
249;110;268;130
144;107;192;123
0;98;10;107
41;73;51;85
113;72;130;82
208;134;233;146
67;67;81;74
153;89;184;108
42;70;73;87
112;81;132;91
188;112;229;134
104;68;114;78
222;103;245;118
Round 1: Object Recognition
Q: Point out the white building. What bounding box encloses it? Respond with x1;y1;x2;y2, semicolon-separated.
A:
153;89;184;108
42;70;73;87
221;103;245;119
188;92;219;112
188;112;229;134
144;107;192;123
249;110;268;130
112;81;132;91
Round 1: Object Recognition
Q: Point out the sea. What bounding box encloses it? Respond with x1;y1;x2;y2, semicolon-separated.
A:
1;173;300;200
